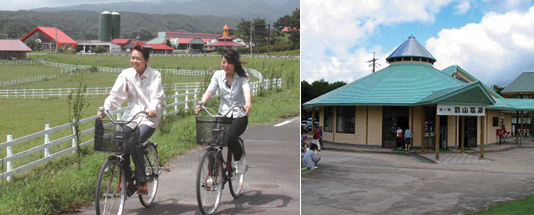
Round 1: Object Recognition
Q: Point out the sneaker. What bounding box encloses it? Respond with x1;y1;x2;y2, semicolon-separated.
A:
138;182;148;195
234;157;246;175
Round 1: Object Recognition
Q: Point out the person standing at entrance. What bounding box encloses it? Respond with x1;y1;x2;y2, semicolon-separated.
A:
396;127;403;149
313;124;322;150
404;126;413;151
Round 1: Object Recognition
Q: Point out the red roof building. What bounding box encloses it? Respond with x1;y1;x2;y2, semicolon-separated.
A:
207;36;246;48
0;39;32;60
21;27;77;50
282;26;299;32
148;44;174;54
111;38;131;46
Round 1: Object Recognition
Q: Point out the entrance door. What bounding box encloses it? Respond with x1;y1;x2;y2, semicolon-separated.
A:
382;106;409;148
459;116;477;148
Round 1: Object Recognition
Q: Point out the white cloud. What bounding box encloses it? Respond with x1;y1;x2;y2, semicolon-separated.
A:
301;0;453;83
427;6;534;86
455;0;471;14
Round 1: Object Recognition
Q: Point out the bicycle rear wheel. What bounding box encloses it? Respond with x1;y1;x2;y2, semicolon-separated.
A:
95;159;126;215
196;150;223;215
139;143;159;207
229;138;245;198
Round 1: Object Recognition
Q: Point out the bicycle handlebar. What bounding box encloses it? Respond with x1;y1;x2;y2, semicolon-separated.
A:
197;101;245;118
99;107;155;124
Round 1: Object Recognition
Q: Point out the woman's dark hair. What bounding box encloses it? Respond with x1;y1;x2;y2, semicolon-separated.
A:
222;48;248;78
133;44;149;60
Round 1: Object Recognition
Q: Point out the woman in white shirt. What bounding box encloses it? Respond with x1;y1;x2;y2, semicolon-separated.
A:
195;49;252;175
99;44;164;195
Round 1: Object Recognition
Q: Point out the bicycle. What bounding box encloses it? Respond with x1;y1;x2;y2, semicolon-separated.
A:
195;102;246;215
93;108;160;215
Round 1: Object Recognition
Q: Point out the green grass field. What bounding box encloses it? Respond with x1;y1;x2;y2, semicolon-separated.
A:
469;196;534;215
0;65;63;82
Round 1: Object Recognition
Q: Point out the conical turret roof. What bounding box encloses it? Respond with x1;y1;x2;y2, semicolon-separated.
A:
386;35;436;64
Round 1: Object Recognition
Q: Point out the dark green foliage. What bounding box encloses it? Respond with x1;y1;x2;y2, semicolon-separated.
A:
0;11;239;41
25;38;42;51
0;19;21;39
93;45;106;53
234;18;267;48
273;8;300;47
301;79;347;105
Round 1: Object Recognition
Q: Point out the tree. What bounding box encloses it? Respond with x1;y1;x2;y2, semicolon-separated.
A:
0;20;20;39
301;79;346;104
287;8;300;47
94;45;106;53
25;38;42;51
491;84;505;96
235;18;267;48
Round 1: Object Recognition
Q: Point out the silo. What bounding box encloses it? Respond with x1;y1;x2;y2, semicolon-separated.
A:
100;11;111;42
111;10;120;40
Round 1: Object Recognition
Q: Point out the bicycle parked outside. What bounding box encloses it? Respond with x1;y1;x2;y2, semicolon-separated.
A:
94;108;160;215
195;102;246;215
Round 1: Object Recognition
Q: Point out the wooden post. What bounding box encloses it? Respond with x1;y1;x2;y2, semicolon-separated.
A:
71;118;77;153
515;111;519;145
185;88;189;110
175;91;178;112
435;114;440;160
333;107;337;143
421;106;426;153
461;116;465;153
44;124;51;157
520;111;524;147
366;106;369;145
6;135;13;182
480;116;485;159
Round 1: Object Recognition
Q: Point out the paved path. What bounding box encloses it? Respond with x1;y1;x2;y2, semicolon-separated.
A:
420;153;494;165
302;148;534;215
74;117;300;215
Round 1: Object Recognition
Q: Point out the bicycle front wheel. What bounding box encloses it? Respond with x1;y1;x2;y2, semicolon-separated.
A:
196;150;223;215
95;159;126;215
229;138;245;198
139;143;159;207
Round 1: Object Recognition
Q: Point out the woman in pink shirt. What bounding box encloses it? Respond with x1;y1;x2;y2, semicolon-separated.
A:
98;44;164;195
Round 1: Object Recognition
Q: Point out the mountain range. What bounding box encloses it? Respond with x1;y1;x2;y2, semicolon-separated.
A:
30;0;299;24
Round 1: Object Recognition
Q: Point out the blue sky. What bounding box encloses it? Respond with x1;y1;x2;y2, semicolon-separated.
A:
302;0;534;87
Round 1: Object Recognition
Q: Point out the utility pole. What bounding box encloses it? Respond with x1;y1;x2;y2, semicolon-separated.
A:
55;26;58;54
367;52;379;73
250;20;252;55
267;24;270;56
163;21;167;55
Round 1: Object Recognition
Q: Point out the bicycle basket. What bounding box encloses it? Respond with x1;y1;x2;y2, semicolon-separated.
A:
195;116;231;146
94;118;137;153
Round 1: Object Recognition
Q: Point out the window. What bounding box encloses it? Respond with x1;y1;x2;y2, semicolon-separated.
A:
336;106;355;134
324;107;333;132
492;117;499;127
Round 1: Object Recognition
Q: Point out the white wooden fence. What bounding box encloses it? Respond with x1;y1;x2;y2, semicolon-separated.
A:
0;74;61;87
1;60;264;81
0;78;282;181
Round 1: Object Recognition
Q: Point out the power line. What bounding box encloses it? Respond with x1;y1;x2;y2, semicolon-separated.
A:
366;52;380;73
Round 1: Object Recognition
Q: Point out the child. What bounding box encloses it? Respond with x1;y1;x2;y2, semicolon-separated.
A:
302;143;321;170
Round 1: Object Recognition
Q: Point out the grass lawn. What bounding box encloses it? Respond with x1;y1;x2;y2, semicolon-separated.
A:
469;196;534;215
0;65;63;82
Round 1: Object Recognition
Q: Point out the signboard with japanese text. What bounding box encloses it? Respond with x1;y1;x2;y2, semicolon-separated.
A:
437;104;485;116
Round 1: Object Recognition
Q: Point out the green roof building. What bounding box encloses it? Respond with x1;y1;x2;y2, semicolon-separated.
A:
304;35;534;158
